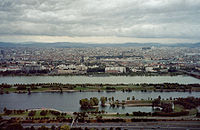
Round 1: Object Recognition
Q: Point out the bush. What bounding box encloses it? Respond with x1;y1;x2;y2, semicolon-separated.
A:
5;110;12;115
17;86;27;90
196;113;200;117
174;97;200;109
152;111;189;117
6;123;23;130
50;110;60;116
40;110;48;116
132;111;151;116
28;111;36;116
126;113;129;116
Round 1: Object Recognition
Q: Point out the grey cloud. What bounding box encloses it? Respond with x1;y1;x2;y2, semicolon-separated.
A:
0;0;200;39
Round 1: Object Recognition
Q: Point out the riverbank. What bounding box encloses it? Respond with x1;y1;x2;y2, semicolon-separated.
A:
1;82;200;95
0;71;184;77
0;103;199;124
1;97;199;130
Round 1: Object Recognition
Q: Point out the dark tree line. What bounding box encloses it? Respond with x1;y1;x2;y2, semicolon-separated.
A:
174;97;200;109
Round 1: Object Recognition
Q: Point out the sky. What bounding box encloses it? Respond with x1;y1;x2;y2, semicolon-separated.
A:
0;0;200;44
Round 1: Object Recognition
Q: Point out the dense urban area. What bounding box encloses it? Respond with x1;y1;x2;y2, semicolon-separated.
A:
0;46;200;129
0;47;200;78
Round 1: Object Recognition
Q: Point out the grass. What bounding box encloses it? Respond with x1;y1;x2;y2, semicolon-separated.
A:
174;104;184;112
74;86;97;91
3;88;17;92
174;104;198;116
2;87;50;93
33;110;72;118
1;110;72;119
90;113;133;118
0;112;29;117
189;108;198;116
104;113;133;117
31;88;50;92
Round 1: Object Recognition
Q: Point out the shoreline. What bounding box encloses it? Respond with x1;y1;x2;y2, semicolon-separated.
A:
1;82;200;94
2;89;200;94
0;73;187;77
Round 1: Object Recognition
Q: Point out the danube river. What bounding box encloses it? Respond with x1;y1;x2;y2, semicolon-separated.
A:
0;75;199;84
1;91;200;113
0;75;199;113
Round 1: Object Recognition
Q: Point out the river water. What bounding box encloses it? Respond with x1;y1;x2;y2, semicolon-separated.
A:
0;75;199;84
1;91;200;113
0;75;199;113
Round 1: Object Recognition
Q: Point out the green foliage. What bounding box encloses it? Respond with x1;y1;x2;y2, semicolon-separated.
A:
80;98;90;109
92;97;99;106
80;97;99;109
100;96;107;106
38;125;49;130
40;110;48;116
17;86;27;90
28;111;36;116
6;123;23;130
174;97;200;109
60;124;70;130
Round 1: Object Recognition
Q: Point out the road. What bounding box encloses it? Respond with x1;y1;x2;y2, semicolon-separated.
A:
21;121;200;130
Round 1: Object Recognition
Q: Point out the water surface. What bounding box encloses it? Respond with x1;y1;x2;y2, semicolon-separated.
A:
1;91;200;113
0;75;199;84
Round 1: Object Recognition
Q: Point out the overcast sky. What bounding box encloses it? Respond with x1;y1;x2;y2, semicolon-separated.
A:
0;0;200;44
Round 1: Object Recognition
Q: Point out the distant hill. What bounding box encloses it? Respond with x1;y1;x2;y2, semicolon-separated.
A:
0;42;199;48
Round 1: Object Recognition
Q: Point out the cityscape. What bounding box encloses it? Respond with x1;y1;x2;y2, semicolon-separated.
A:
0;45;200;78
1;0;200;130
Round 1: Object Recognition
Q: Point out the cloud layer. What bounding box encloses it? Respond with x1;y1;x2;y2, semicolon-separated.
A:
0;0;200;43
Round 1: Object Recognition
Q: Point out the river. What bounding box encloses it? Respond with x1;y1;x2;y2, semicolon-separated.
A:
1;91;200;113
0;75;199;113
0;75;199;84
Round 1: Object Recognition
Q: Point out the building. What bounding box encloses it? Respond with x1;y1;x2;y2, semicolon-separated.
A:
54;64;87;74
105;67;126;73
22;64;46;72
145;67;156;72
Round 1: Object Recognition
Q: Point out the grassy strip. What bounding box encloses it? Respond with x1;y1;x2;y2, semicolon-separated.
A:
1;110;72;119
2;85;157;92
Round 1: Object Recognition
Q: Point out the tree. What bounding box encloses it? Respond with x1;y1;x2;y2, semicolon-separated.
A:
27;87;31;95
112;96;114;102
38;125;49;130
122;100;126;107
30;126;35;130
90;98;95;106
161;102;173;113
80;97;99;109
40;110;47;116
152;98;160;108
158;95;161;100
80;98;90;109
28;111;36;116
6;123;23;130
60;125;70;130
115;100;120;107
100;97;107;107
3;107;7;112
91;97;99;106
51;125;56;130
